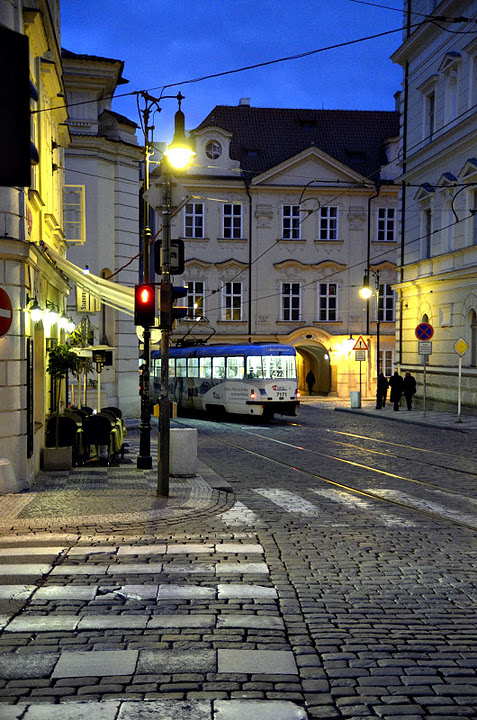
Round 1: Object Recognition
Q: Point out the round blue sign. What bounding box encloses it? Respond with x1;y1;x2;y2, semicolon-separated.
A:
415;322;434;340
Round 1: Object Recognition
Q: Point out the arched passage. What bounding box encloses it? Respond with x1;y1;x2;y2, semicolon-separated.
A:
295;343;331;395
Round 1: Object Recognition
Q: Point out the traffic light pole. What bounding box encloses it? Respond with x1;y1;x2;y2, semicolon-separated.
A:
158;168;172;496
137;94;155;470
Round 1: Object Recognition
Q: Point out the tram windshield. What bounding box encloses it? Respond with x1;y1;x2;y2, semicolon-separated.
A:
246;354;296;379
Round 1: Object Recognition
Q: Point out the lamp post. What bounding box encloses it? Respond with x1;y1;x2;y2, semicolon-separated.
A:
157;96;195;496
360;269;381;407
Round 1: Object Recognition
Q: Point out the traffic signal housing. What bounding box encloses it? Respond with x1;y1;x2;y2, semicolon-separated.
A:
134;284;156;327
160;283;188;329
0;26;32;187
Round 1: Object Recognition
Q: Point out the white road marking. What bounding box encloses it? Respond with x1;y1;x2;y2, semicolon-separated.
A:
218;502;260;525
253;488;321;516
368;488;477;526
312;488;416;527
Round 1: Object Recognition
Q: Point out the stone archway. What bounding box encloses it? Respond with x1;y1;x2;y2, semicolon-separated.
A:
295;343;331;395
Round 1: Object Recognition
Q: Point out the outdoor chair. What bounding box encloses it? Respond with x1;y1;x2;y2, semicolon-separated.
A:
45;414;84;466
84;413;121;465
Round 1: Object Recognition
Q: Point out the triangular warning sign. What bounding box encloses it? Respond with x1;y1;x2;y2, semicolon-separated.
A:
353;335;368;350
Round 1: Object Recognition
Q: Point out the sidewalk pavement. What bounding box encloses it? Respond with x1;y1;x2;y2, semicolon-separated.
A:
302;394;477;432
1;401;475;534
0;426;233;535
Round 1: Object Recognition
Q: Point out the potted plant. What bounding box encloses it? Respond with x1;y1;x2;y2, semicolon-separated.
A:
43;344;79;470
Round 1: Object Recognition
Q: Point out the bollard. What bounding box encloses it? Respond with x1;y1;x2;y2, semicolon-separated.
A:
170;428;197;476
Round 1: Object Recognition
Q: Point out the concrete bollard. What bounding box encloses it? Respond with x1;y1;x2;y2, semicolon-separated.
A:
170;428;197;476
0;458;20;493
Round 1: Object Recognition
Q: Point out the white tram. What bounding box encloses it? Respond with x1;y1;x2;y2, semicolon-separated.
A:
151;343;300;418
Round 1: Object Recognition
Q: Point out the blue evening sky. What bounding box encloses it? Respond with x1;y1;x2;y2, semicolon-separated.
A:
60;0;404;142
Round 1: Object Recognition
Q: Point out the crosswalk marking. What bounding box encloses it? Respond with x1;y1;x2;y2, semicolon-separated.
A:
312;488;416;527
254;488;321;516
368;488;477;526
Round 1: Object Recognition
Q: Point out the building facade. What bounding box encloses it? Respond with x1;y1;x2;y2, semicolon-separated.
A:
392;0;477;411
0;0;71;489
154;103;400;398
62;50;142;416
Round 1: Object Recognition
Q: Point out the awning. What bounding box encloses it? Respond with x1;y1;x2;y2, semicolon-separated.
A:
41;244;134;316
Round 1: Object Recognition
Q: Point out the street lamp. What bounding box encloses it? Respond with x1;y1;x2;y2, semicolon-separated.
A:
158;97;195;496
360;269;381;407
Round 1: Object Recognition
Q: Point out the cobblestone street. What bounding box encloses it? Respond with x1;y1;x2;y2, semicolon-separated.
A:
0;405;476;719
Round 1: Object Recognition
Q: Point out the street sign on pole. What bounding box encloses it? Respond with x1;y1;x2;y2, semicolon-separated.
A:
352;335;368;351
453;337;469;422
418;341;432;355
354;349;366;361
0;289;13;337
415;322;434;340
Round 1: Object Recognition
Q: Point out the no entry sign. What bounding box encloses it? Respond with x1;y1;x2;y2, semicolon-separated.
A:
415;322;433;340
0;289;13;337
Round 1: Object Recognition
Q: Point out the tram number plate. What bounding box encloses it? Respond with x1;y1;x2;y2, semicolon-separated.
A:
277;392;286;399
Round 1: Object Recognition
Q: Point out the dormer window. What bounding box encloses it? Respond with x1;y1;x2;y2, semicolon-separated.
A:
205;140;222;159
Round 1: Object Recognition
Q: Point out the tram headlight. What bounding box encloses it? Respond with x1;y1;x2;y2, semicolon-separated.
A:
250;390;256;399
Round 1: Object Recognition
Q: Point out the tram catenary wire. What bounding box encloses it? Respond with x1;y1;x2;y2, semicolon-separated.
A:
179;420;477;532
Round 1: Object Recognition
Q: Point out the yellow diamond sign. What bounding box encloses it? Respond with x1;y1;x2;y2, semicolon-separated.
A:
454;338;469;356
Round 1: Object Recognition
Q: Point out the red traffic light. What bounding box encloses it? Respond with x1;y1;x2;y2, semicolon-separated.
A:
134;284;156;327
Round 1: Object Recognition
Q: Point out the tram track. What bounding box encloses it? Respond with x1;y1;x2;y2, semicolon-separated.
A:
190;421;477;533
232;426;477;497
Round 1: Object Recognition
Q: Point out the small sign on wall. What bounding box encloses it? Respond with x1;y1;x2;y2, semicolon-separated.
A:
76;287;99;313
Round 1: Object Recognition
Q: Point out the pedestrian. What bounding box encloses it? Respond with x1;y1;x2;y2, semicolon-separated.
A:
402;371;417;410
388;370;404;411
306;369;316;395
377;373;389;409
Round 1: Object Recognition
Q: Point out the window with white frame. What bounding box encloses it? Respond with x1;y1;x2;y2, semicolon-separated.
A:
281;282;301;321
471;188;477;245
185;281;204;320
184;202;204;238
318;283;338;321
422;207;433;258
378;283;395;322
222;282;242;321
424;88;436;141
282;205;301;239
379;349;394;377
377;207;395;242
63;185;85;243
319;206;338;240
223;203;242;239
441;191;455;253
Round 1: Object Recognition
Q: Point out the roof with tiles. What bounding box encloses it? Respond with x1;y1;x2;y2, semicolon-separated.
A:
193;105;399;179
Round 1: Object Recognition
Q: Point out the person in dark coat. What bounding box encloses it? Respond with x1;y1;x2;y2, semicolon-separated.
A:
402;371;417;410
388;370;404;411
377;373;389;409
306;370;316;395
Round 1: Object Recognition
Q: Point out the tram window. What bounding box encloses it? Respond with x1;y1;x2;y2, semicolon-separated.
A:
262;355;295;379
213;356;225;379
200;357;211;378
176;358;187;377
169;358;176;378
246;356;263;378
226;356;244;379
188;357;199;378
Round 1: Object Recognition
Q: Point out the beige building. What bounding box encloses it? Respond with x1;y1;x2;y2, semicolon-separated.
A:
0;0;72;489
62;50;142;416
155;103;400;398
392;0;477;411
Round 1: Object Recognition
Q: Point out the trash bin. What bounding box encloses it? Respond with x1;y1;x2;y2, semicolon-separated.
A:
350;391;361;408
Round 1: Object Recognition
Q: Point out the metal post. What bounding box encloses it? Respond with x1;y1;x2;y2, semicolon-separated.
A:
137;97;153;470
158;168;171;496
375;270;381;409
423;356;427;418
457;355;463;422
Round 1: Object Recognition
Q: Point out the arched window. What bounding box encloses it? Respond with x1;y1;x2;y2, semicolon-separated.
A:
422;313;429;323
471;310;477;367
